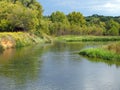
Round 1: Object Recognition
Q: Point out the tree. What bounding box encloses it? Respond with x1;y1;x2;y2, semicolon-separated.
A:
108;26;119;36
67;11;86;26
105;19;119;35
0;1;42;32
50;11;69;25
49;11;70;35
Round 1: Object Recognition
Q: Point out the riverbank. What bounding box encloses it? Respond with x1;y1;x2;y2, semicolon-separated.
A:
56;36;120;42
79;43;120;60
0;32;44;50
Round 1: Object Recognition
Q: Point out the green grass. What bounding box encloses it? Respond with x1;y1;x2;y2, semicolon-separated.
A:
56;35;120;42
79;43;120;60
0;32;44;48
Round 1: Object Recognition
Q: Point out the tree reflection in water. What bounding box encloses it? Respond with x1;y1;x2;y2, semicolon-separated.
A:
0;45;44;89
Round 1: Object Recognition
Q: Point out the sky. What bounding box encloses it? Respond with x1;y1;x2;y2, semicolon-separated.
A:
38;0;120;16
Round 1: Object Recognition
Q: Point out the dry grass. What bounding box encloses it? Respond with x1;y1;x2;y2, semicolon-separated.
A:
103;43;120;54
0;32;44;48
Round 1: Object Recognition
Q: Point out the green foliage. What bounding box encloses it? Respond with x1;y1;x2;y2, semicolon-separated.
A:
49;22;70;36
49;11;71;35
50;11;69;25
86;15;120;36
108;26;119;36
56;36;120;42
105;19;119;35
79;48;119;60
67;11;86;26
79;42;120;60
39;19;51;34
83;25;104;35
0;0;42;32
79;48;120;60
0;19;10;31
0;0;120;36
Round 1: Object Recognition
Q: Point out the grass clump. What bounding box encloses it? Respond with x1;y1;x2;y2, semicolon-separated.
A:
79;48;120;60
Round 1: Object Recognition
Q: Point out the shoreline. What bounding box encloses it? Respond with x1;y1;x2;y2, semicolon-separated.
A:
79;43;120;61
0;32;44;51
55;35;120;42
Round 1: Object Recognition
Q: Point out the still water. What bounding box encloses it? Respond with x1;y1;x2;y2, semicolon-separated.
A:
0;42;120;90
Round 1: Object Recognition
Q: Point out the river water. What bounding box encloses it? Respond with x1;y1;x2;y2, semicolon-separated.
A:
0;42;120;90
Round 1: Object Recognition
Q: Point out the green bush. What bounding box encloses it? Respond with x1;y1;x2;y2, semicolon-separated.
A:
0;1;42;32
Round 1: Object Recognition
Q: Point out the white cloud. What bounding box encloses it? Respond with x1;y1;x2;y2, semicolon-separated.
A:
55;0;120;12
39;0;120;16
90;1;120;15
104;3;120;11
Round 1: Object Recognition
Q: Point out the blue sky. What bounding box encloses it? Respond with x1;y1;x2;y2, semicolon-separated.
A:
38;0;120;16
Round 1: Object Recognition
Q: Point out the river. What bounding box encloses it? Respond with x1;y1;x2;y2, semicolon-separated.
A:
0;42;120;90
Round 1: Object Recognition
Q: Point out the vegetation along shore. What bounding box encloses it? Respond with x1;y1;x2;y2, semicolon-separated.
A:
0;32;43;49
55;36;120;42
0;0;120;55
79;43;120;61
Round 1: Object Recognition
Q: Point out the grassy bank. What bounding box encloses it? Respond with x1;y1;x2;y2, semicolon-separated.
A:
56;36;120;42
0;32;44;49
79;43;120;60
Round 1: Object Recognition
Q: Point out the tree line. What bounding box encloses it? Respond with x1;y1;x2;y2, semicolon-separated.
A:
0;0;120;36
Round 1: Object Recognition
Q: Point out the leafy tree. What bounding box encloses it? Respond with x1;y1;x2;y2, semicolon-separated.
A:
108;26;119;36
0;1;42;32
105;19;119;35
39;19;51;34
0;19;10;31
0;0;120;36
67;12;86;26
49;11;70;35
50;11;69;25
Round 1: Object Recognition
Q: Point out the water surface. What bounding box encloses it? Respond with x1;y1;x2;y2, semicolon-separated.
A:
0;42;120;90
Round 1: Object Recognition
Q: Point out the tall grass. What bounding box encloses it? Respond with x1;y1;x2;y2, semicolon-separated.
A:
103;42;120;54
79;43;120;60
